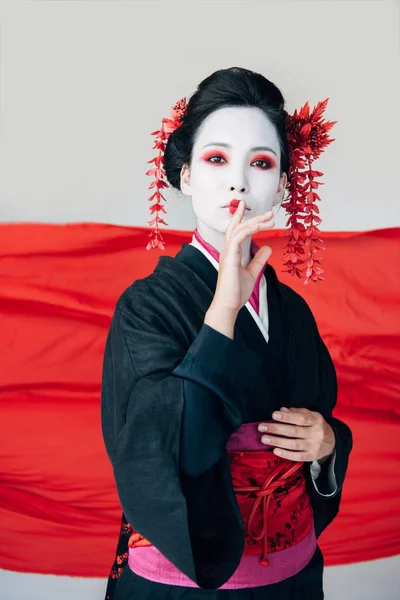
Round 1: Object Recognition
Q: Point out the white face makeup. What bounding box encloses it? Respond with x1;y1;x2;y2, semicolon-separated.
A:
180;106;287;253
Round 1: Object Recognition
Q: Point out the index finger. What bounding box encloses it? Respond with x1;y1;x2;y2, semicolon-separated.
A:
272;409;313;426
226;200;247;232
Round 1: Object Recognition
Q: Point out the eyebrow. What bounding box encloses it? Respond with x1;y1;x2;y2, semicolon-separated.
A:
201;142;278;156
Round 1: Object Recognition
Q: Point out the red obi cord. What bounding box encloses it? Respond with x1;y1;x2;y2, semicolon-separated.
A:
228;449;313;567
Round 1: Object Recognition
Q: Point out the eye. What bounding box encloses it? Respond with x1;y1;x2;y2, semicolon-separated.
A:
204;154;276;169
252;159;274;170
207;155;226;164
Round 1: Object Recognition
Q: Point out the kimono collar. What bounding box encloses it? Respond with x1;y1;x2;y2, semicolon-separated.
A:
190;228;268;315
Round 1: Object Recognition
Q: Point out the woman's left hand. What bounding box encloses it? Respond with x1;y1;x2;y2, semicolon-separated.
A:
258;407;336;463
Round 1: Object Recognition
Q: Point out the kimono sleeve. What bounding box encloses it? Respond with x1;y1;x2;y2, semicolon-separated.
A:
101;282;266;589
310;452;338;496
179;378;236;478
312;331;353;494
302;300;353;536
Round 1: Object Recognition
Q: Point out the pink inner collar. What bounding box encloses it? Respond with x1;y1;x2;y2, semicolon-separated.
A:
193;228;266;314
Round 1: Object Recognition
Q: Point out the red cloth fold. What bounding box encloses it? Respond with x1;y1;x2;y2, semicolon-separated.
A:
0;223;399;576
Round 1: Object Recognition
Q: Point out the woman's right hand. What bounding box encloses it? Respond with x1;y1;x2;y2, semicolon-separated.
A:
213;200;275;312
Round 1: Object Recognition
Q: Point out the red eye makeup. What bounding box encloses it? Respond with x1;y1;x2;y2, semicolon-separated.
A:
200;150;277;169
252;154;277;169
201;150;229;163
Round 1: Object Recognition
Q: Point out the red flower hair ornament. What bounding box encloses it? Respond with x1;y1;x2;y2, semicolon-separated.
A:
145;97;336;284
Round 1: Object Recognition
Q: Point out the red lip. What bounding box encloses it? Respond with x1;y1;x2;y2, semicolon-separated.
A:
224;199;250;210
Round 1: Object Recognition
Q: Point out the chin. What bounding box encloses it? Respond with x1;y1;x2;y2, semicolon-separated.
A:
209;222;227;235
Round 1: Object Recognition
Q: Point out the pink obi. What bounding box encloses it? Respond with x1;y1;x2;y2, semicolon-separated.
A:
127;422;317;589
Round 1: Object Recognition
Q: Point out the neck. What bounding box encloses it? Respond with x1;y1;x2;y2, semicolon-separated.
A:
196;220;252;268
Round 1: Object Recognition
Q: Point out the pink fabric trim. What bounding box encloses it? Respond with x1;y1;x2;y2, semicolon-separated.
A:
227;421;278;451
193;228;265;315
128;525;316;589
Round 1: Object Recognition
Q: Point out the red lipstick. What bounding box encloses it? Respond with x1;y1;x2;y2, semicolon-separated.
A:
228;199;249;214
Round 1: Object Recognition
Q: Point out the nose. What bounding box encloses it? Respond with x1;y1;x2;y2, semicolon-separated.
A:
229;185;247;194
229;164;249;196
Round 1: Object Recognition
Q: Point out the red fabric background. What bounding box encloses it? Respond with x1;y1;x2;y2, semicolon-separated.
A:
0;224;399;576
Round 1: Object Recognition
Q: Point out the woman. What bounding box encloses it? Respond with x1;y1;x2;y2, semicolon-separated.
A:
101;67;353;599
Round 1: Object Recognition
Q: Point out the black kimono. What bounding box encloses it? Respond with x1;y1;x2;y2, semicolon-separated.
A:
101;242;353;599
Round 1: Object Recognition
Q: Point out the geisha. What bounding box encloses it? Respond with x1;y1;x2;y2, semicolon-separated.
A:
101;66;353;600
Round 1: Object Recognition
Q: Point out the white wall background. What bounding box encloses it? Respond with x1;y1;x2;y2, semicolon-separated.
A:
0;0;399;231
0;0;399;599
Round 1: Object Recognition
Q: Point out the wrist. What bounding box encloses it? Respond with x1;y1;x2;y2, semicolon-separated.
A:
318;449;335;466
318;425;336;464
205;301;238;340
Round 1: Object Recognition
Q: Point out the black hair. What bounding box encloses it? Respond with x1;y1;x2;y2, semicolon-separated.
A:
163;66;290;191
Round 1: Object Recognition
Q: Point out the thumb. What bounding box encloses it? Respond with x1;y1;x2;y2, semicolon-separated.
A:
246;246;272;280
